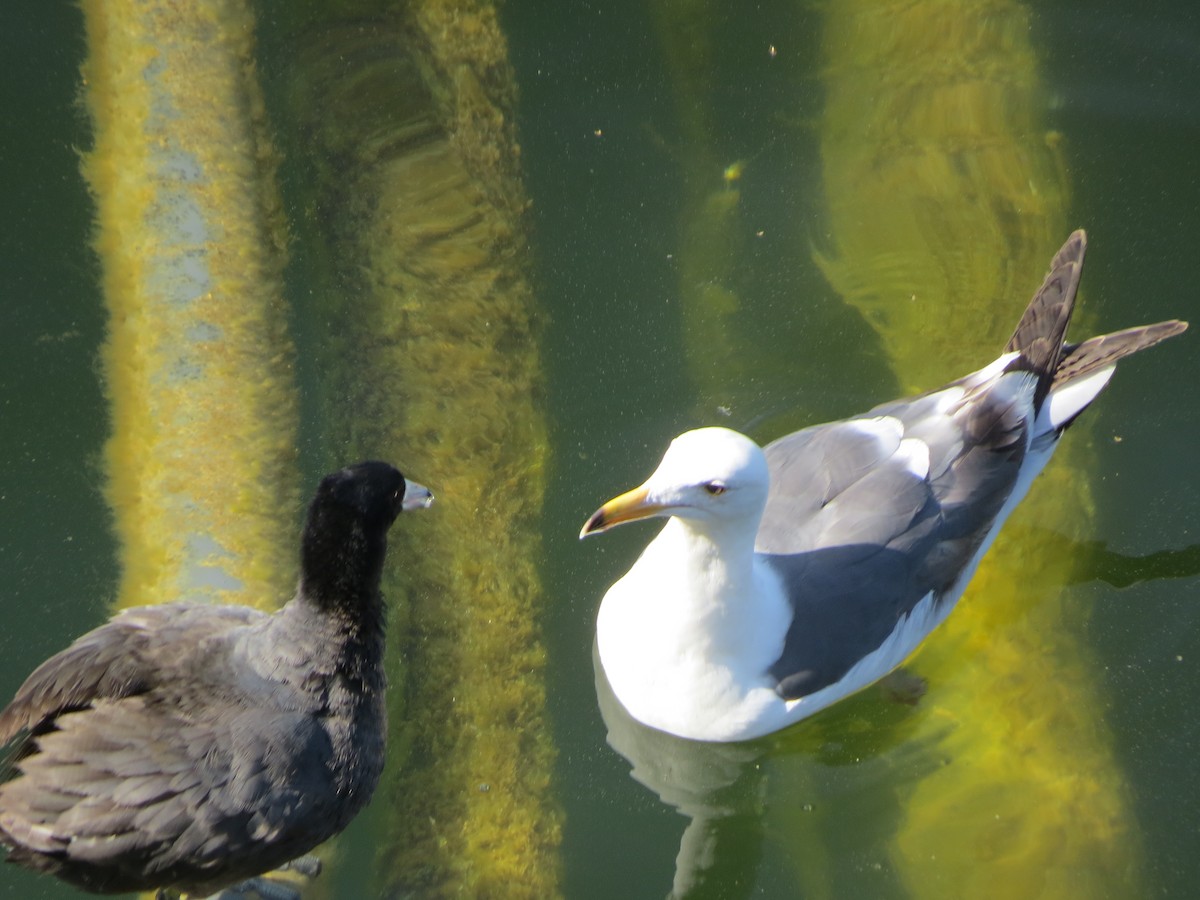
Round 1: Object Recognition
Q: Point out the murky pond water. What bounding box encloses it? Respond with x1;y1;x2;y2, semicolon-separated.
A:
2;1;1198;897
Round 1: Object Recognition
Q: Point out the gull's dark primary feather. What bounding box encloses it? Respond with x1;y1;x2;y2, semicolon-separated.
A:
1003;229;1086;406
1054;321;1187;394
0;461;431;895
1003;231;1186;408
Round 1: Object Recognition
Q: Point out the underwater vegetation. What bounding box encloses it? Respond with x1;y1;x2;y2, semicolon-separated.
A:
257;1;561;896
81;0;300;614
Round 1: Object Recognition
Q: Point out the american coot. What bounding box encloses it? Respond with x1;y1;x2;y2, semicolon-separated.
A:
581;230;1187;742
0;461;432;894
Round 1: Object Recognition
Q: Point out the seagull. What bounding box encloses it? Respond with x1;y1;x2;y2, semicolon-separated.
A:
580;231;1186;742
0;462;432;895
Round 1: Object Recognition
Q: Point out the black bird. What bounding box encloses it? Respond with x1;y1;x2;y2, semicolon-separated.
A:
0;461;432;895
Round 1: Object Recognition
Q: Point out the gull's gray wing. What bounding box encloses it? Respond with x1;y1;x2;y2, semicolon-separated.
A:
755;376;1032;701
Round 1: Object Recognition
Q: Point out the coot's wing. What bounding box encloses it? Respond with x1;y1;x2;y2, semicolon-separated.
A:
0;602;345;893
0;694;337;893
0;603;264;748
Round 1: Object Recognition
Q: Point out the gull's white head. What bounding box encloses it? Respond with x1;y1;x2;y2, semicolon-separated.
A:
580;427;770;537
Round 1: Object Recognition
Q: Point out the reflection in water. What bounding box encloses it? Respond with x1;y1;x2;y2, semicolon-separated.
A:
597;643;965;899
595;643;767;899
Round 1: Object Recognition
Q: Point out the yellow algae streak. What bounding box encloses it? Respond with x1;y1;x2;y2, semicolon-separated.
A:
368;138;560;899
893;474;1138;900
80;0;299;612
817;0;1068;392
272;2;561;896
816;0;1141;897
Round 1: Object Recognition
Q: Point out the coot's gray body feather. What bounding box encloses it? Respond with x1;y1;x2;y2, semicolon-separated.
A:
0;462;429;895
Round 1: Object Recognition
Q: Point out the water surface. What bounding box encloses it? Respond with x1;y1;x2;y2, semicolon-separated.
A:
1;1;1198;897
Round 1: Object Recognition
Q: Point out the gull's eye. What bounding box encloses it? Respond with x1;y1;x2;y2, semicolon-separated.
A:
703;481;727;496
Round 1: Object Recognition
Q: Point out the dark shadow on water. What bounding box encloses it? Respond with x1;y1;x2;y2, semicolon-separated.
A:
1012;525;1200;589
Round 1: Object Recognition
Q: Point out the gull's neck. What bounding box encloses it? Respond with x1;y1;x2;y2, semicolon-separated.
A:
667;513;759;575
647;512;765;640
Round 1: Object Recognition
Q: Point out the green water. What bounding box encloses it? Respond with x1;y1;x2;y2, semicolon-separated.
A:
2;1;1199;898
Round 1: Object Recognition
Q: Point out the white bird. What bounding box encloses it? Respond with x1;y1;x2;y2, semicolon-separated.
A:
580;231;1186;742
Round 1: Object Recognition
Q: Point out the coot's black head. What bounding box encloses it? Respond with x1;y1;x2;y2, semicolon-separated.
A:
301;461;433;607
314;461;433;534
